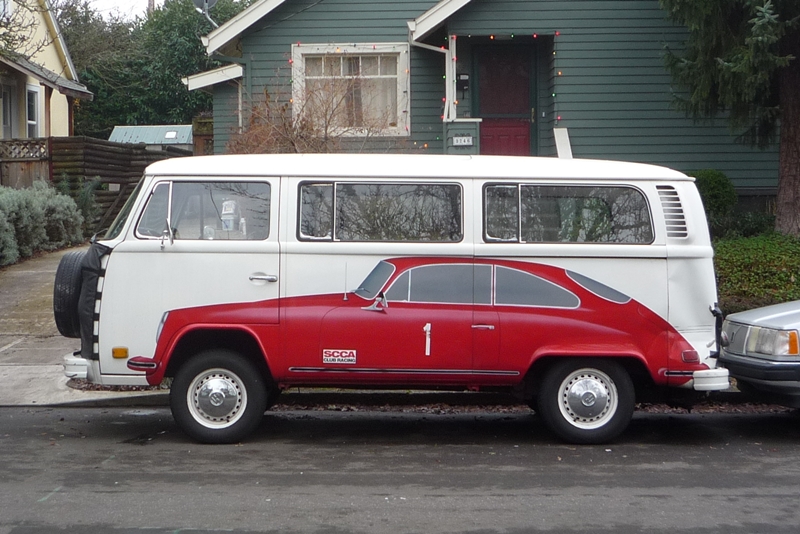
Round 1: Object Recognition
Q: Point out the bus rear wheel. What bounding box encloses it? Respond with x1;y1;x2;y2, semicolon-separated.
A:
537;359;634;444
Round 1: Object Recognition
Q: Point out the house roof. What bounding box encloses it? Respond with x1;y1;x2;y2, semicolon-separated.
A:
202;0;288;55
201;0;474;56
109;125;193;145
0;54;92;100
408;0;472;42
182;64;243;91
39;0;80;83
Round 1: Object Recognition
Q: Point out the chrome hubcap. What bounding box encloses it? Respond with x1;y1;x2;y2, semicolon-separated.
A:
558;368;618;430
187;368;247;429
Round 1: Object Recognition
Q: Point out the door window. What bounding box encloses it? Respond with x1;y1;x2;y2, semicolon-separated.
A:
136;181;271;240
384;264;492;305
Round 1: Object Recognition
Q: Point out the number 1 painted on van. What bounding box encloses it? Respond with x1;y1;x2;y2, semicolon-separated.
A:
423;323;431;356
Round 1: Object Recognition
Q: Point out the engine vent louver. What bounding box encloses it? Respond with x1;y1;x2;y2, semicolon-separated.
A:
657;185;688;238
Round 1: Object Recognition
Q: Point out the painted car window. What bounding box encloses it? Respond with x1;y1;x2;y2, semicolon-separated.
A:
384;264;471;304
484;184;653;244
385;264;493;304
299;182;463;242
354;260;395;299
495;266;580;308
567;270;631;304
137;182;271;240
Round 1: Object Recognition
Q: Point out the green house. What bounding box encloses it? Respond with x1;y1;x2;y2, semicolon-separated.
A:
186;0;779;195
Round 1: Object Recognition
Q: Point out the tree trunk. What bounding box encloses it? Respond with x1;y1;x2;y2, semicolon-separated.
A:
775;32;800;236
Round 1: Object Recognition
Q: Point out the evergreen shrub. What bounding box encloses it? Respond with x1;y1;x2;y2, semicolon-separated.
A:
714;233;800;314
0;182;84;267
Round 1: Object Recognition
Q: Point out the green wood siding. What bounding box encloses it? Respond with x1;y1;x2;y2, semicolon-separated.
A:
214;0;444;153
448;0;778;189
213;82;240;149
211;0;778;190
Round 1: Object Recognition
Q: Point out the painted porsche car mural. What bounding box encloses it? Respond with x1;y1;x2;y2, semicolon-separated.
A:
129;257;710;444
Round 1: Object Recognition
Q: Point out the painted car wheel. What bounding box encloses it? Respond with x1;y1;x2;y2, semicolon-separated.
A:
538;359;634;444
171;350;267;444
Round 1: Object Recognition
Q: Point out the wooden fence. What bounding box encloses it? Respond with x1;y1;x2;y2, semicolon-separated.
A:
0;136;190;231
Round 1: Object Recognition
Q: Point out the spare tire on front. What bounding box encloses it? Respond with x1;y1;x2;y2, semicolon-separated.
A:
53;250;86;338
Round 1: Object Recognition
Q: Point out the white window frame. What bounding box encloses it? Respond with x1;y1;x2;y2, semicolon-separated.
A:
291;42;410;137
26;84;39;138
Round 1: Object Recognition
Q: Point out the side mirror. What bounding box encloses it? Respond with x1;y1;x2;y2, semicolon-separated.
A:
362;292;388;312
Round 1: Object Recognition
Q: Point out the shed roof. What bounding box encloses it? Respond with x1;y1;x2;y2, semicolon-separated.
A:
109;125;193;145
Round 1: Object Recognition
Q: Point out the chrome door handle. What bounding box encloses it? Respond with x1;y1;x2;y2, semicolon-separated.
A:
471;324;495;330
249;274;278;283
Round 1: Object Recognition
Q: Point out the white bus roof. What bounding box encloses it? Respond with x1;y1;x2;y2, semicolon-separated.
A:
145;154;691;181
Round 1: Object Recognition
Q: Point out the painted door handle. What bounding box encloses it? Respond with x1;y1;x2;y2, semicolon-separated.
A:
249;274;278;283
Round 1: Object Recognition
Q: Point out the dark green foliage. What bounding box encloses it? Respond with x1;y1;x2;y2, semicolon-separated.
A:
0;208;17;266
56;0;252;138
660;0;798;147
714;233;800;314
57;175;100;237
693;169;738;219
0;184;84;267
690;168;767;238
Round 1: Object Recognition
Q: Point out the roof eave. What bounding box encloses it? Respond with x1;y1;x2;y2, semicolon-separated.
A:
408;0;472;42
204;0;288;56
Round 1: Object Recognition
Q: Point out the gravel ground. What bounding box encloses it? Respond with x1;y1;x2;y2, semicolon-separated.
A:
66;378;794;415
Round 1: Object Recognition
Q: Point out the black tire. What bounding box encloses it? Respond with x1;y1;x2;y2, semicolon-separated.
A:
53;250;86;338
537;359;635;444
170;350;268;444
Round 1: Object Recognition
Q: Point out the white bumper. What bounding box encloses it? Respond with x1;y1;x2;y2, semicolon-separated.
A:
63;352;89;379
692;368;730;391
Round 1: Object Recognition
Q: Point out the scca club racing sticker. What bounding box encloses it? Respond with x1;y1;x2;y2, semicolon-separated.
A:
323;349;357;364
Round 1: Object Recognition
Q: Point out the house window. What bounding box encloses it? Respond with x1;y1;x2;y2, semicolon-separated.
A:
292;43;409;136
26;87;39;138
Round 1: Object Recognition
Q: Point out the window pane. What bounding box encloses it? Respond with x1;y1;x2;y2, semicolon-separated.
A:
354;260;395;299
299;183;334;239
137;182;170;237
362;56;379;76
495;266;579;308
171;182;270;241
385;271;410;301
520;186;653;244
343;56;360;76
361;79;397;127
380;55;397;76
305;56;323;77
484;185;519;241
409;265;473;304
324;56;341;76
335;183;462;242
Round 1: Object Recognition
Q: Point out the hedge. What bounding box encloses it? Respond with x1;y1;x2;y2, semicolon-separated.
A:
714;233;800;314
0;182;84;267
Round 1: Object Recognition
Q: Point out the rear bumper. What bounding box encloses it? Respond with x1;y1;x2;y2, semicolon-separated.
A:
692;368;730;391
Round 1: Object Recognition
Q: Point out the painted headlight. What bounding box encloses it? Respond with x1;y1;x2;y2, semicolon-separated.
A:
745;326;800;358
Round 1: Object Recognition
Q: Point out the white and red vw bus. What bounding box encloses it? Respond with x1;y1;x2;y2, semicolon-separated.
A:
54;154;729;444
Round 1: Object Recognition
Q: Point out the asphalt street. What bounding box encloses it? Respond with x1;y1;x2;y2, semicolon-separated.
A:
2;406;800;533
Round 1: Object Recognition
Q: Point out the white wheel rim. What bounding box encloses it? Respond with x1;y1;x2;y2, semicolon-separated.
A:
186;367;248;429
556;368;618;430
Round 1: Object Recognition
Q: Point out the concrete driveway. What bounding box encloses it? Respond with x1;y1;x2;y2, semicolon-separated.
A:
0;246;166;406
